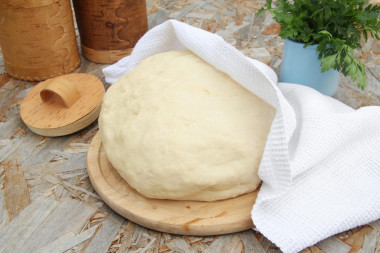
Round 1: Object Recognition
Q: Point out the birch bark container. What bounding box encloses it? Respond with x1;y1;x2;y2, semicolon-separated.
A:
72;0;148;64
0;0;81;81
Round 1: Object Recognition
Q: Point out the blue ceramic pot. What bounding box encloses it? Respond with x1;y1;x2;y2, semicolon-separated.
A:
280;39;339;96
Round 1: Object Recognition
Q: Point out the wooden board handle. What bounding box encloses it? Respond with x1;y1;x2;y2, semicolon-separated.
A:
40;78;80;108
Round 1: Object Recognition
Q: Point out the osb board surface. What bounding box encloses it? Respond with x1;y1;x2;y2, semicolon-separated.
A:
0;0;379;253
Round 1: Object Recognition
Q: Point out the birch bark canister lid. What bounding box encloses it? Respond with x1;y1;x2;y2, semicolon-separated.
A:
72;0;148;64
20;73;105;137
0;0;81;81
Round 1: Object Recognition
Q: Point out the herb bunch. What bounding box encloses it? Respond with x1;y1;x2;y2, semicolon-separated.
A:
259;0;380;90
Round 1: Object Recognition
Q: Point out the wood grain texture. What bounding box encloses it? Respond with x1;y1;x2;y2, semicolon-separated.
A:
0;197;97;252
18;198;97;252
339;226;374;253
82;211;125;253
34;225;99;253
25;102;102;137
40;78;81;108
0;0;80;81
87;132;258;236
20;73;104;136
0;198;60;252
0;0;379;252
0;0;60;9
73;0;148;63
0;78;21;122
3;159;30;221
0;74;10;89
80;44;134;64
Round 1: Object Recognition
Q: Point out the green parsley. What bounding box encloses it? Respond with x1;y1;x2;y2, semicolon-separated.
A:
258;0;380;90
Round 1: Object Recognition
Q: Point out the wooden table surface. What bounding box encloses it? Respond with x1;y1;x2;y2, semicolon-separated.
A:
1;1;379;252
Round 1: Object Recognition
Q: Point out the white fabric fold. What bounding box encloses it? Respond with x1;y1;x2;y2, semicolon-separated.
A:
102;20;380;253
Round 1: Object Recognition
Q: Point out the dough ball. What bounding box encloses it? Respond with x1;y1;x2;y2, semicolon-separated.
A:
99;50;275;201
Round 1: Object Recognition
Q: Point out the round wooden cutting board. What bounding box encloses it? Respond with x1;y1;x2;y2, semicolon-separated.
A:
87;132;259;236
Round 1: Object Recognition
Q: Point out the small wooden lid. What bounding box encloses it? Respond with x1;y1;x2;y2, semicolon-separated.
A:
20;73;105;137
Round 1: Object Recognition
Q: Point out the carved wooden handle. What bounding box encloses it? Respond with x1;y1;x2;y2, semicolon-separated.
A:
40;78;80;108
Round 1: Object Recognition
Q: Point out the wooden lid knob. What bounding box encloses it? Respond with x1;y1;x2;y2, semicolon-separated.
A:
40;78;80;108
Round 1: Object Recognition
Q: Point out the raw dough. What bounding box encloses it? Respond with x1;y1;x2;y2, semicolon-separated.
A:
99;50;275;201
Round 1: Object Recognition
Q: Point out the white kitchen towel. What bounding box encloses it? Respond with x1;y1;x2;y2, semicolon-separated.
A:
102;20;380;253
